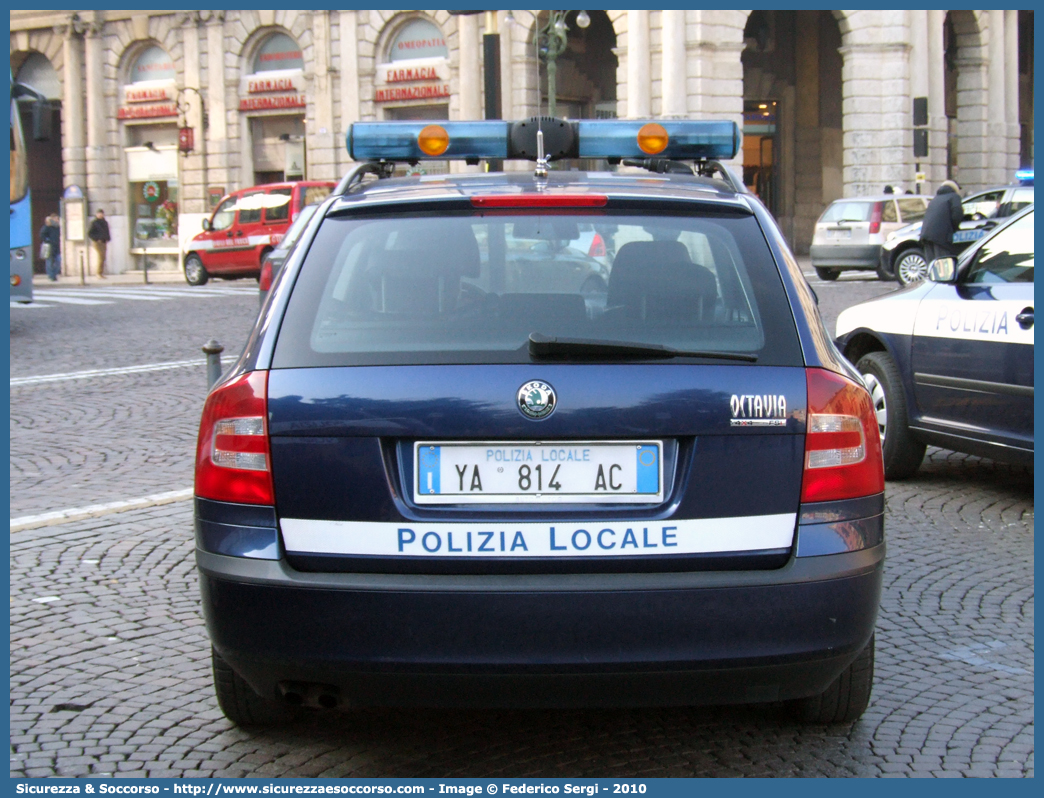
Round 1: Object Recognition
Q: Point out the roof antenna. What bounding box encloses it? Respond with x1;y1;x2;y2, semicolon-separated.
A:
535;15;547;180
535;129;548;178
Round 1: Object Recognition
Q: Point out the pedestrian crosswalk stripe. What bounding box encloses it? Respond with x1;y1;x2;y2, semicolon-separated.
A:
11;358;204;387
48;289;167;301
24;295;111;305
12;284;260;308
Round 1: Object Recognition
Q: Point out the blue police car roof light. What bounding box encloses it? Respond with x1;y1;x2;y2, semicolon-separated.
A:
576;120;741;161
347;118;742;163
1015;168;1033;186
349;121;510;161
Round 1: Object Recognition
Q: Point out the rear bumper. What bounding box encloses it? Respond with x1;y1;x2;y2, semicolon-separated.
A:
197;543;884;708
810;244;880;269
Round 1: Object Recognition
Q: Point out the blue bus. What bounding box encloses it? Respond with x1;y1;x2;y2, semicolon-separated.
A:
10;76;50;303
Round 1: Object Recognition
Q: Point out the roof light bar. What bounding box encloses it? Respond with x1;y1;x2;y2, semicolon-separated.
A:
349;121;509;161
1015;168;1033;186
577;120;741;161
347;118;742;164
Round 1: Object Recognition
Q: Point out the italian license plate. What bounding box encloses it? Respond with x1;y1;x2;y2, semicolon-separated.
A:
828;228;851;238
414;441;663;505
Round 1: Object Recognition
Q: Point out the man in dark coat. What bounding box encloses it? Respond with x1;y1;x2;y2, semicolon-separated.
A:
919;180;963;264
87;209;111;278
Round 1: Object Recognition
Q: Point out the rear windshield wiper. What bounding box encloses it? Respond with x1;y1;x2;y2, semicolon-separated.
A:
528;333;758;362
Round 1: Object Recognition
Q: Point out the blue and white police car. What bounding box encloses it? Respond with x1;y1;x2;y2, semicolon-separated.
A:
879;175;1034;286
837;205;1033;478
194;118;886;727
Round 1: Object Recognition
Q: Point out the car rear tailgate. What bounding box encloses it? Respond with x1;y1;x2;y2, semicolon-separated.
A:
267;363;807;573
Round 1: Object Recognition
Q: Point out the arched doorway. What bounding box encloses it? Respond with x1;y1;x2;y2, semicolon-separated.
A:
242;31;307;185
13;51;63;275
120;44;181;267
533;10;617;121
741;11;843;253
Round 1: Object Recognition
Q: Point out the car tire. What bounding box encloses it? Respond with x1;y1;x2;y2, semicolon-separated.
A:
212;648;294;728
184;254;209;286
895;248;928;287
788;635;874;724
875;261;895;282
814;267;840;281
856;351;926;479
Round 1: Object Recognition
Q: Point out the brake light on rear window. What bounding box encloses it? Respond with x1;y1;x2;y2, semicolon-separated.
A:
259;259;273;292
868;201;883;235
801;368;884;503
471;194;608;208
194;371;274;505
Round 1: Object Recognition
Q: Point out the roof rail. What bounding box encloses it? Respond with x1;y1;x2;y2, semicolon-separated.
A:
333;161;396;196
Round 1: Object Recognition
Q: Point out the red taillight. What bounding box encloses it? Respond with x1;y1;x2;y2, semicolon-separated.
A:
588;232;606;257
801;368;885;503
868;201;883;235
471;194;608;208
194;371;274;505
259;260;273;292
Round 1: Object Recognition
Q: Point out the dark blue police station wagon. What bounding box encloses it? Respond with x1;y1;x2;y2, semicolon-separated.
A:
194;119;886;727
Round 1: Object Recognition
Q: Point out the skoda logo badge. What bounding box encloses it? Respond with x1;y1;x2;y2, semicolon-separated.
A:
517;380;556;420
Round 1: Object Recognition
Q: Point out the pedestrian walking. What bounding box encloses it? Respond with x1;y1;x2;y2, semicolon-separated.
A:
919;180;963;264
87;209;110;278
39;213;62;281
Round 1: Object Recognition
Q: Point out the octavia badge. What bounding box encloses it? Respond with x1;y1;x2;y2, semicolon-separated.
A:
517;380;556;420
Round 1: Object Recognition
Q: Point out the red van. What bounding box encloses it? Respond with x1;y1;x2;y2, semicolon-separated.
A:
184;181;335;285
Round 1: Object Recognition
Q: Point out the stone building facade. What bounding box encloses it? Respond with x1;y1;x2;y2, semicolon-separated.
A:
10;9;1034;273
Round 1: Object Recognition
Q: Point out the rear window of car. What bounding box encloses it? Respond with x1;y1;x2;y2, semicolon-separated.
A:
1008;187;1034;214
272;210;803;368
896;197;927;222
819;201;871;223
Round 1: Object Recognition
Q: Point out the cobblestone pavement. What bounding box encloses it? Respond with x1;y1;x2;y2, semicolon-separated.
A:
9;271;1034;778
10;283;259;517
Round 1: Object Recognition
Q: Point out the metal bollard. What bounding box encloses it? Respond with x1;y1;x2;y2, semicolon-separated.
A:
202;339;224;390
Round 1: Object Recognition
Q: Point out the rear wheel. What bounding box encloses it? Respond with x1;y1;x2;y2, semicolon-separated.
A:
788;635;874;724
212;648;293;728
184;254;209;286
895;248;928;286
856;351;926;479
815;267;840;281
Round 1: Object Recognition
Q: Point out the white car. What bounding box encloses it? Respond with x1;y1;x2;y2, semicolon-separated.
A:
810;195;931;281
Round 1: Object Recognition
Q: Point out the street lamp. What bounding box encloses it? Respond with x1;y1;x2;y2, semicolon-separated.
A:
537;11;567;119
538;11;590;119
175;86;208;194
